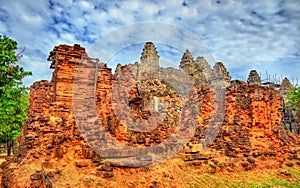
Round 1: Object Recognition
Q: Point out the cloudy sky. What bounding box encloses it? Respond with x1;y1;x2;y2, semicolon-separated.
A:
0;0;299;86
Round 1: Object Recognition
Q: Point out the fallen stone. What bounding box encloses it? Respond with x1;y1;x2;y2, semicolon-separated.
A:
75;160;89;168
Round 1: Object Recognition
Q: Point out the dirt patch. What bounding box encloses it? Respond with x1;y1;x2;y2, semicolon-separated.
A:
0;154;6;165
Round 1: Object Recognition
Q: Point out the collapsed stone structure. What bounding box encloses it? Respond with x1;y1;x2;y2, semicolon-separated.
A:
1;43;299;187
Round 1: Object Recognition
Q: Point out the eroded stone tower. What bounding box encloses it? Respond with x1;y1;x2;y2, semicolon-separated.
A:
47;44;87;103
138;42;160;77
179;49;208;85
247;70;261;85
211;62;231;87
280;77;293;97
195;56;211;82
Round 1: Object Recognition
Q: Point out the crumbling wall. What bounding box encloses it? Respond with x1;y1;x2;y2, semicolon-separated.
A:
184;80;300;171
96;65;182;146
48;44;86;103
1;44;300;187
1;45;111;187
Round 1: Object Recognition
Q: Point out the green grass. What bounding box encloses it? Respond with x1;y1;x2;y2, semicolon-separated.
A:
183;166;300;188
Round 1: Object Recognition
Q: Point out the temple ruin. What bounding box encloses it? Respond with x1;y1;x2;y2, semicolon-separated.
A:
1;42;299;187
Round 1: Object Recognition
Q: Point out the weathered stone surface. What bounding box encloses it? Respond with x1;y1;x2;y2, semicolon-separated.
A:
184;143;203;153
211;62;231;87
187;80;300;170
139;41;159;78
195;56;211;81
179;49;208;84
1;43;299;187
1;44;104;187
279;77;299;134
280;77;293;96
247;70;261;85
75;160;90;168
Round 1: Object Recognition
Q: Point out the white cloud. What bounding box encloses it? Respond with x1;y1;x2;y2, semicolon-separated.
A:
80;1;93;10
0;0;299;86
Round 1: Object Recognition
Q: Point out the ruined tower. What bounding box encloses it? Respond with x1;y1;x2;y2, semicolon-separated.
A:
210;62;231;87
247;70;261;85
179;49;194;68
138;42;160;78
47;44;86;103
179;49;208;85
280;77;294;101
47;44;103;106
195;56;211;82
140;42;159;64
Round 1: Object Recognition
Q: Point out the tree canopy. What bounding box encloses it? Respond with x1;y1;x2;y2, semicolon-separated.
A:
287;87;300;111
0;35;32;155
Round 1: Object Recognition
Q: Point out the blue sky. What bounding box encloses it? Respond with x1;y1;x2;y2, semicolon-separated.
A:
0;0;299;86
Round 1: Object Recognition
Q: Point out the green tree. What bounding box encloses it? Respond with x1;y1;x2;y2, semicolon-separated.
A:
287;87;300;111
0;35;32;156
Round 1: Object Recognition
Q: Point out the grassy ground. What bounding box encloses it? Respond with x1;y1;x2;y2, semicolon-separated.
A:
184;167;300;188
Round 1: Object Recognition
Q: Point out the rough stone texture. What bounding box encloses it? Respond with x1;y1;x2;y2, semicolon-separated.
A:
97;65;181;147
211;62;231;88
185;80;300;172
1;43;299;187
279;77;298;134
280;77;293;100
48;44;87;103
247;70;261;85
195;56;211;82
114;63;122;76
1;44;109;187
179;49;208;84
139;41;159;78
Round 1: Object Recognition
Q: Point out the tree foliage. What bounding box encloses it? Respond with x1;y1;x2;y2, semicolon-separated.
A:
287;87;300;110
0;35;32;155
